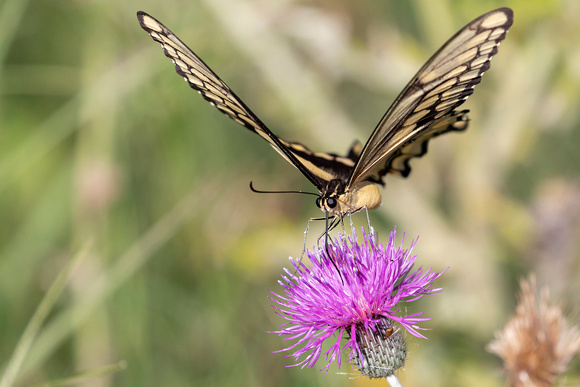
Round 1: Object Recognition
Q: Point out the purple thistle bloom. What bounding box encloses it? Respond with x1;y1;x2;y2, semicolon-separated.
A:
270;227;445;375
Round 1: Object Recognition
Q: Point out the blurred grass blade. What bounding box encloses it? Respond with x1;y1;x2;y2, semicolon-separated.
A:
21;183;215;375
0;0;28;66
0;240;93;387
0;48;154;194
34;360;127;387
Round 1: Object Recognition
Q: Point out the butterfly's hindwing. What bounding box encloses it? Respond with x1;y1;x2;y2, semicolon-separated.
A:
347;8;513;189
280;141;356;183
381;110;468;180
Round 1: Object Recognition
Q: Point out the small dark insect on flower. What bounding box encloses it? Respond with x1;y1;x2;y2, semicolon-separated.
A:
352;317;406;378
270;227;445;377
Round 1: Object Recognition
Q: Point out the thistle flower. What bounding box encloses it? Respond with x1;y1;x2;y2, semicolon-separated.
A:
270;227;445;378
487;275;580;387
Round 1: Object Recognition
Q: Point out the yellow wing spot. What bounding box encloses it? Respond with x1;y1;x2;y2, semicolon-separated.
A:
350;142;363;155
434;110;453;120
435;98;458;112
185;74;204;87
445;64;468;80
419;69;440;84
224;100;245;115
480;11;509;29
479;42;498;56
172;57;188;72
164;45;177;58
159;34;177;48
189;67;211;83
203;91;223;103
141;15;163;32
149;30;160;39
416;95;440;111
295;158;335;181
216;105;235;117
480;41;498;51
452;119;468;130
406;109;429;125
429;78;457;95
459;69;481;82
489;27;506;40
442;87;464;99
467;30;492;49
471;55;489;68
177;52;199;69
233;117;246;126
205;82;225;96
454;47;478;65
335;157;355;167
285;143;308;153
313;152;335;161
239;113;259;128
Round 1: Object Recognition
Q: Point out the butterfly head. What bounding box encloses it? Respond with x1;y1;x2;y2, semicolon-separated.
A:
316;196;339;213
317;179;382;216
315;179;343;214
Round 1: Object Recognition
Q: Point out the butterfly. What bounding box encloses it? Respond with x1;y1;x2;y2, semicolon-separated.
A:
137;8;513;217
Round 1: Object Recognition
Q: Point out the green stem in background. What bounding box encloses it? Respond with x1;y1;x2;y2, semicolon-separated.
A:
21;183;213;377
33;361;127;387
0;240;93;387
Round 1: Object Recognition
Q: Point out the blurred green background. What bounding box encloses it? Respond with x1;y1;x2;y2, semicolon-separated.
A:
1;0;579;386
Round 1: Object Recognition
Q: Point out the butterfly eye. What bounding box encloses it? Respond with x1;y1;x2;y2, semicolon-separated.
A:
316;198;322;208
326;197;337;209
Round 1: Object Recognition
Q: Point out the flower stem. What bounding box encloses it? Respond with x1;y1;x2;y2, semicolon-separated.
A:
386;374;402;387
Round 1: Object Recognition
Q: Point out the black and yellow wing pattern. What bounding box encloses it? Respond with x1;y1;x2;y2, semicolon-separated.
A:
137;8;513;216
348;8;513;188
137;11;354;192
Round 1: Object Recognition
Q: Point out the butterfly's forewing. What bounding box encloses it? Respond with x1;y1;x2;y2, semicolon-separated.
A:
138;9;513;216
348;7;513;188
137;11;332;189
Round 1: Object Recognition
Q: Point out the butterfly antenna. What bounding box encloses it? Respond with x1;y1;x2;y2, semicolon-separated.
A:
249;181;318;196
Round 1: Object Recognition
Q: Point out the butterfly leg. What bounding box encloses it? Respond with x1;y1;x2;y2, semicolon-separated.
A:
296;216;323;276
336;215;345;242
299;214;342;277
316;215;340;249
347;211;355;234
364;205;373;233
300;215;333;260
301;217;312;260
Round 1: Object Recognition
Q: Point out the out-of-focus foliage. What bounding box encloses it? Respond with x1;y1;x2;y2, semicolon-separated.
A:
0;0;578;386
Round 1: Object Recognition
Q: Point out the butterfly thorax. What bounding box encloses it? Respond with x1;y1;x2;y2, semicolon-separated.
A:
318;179;382;217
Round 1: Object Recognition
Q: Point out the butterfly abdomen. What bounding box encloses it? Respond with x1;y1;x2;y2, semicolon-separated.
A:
335;182;381;216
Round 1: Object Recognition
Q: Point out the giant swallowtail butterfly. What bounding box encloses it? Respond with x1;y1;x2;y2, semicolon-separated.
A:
137;8;513;217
